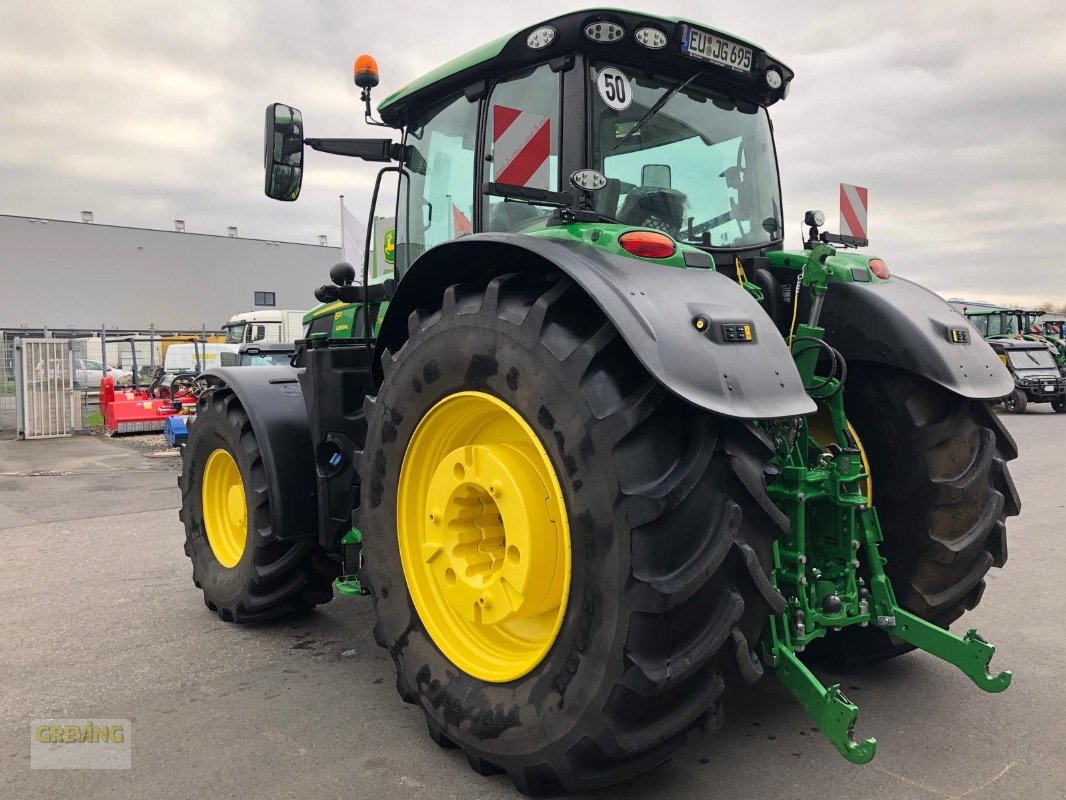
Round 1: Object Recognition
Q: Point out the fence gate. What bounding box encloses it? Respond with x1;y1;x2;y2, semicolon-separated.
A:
0;335;14;431
14;338;78;439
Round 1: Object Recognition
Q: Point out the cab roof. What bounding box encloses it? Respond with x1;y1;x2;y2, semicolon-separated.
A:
989;339;1054;352
377;8;793;126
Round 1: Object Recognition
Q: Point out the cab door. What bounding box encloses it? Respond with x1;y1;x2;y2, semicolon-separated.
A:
481;63;563;232
394;93;479;275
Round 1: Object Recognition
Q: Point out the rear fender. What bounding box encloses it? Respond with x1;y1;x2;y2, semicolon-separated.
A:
820;277;1014;399
199;366;317;541
376;234;815;420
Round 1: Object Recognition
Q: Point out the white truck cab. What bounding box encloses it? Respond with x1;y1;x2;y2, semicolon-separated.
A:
222;310;307;345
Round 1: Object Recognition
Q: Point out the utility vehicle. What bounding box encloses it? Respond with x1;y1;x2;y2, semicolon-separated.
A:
966;306;1066;374
179;10;1019;792
989;339;1066;413
235;341;297;367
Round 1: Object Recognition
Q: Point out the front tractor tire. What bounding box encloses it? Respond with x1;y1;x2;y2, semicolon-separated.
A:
811;364;1019;665
179;390;338;622
359;272;786;793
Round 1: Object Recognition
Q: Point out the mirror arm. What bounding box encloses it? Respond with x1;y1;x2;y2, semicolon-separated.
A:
305;138;395;161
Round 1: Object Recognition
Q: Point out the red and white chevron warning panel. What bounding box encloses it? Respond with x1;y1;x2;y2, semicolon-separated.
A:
839;183;868;240
493;105;551;190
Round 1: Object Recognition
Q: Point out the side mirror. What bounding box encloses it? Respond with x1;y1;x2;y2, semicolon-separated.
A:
264;103;305;201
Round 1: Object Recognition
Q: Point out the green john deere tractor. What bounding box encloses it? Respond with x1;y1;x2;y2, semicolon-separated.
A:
180;10;1020;792
965;306;1066;374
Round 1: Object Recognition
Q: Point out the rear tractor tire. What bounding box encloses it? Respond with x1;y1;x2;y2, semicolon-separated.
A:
809;364;1019;665
179;389;338;622
359;272;787;793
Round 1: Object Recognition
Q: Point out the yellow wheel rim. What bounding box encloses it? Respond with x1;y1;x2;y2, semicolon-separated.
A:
397;391;571;683
201;448;248;569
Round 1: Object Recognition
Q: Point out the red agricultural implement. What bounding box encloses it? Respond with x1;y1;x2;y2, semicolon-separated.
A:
99;377;196;434
99;337;199;435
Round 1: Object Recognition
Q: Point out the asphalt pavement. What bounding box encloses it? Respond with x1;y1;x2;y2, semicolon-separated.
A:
1;411;1063;799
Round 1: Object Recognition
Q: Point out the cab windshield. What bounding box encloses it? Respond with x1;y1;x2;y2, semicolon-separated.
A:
223;324;246;344
1007;349;1057;370
589;63;782;249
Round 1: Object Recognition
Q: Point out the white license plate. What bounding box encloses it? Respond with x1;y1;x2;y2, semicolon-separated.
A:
681;26;753;73
1045;384;1056;392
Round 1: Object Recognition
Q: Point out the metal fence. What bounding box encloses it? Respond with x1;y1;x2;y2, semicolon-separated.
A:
1;326;222;437
1;335;16;431
14;338;79;438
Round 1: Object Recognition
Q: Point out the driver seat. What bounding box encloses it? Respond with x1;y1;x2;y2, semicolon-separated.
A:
617;186;687;237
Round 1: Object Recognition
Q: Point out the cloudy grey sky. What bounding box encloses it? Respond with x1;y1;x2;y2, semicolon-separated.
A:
2;1;1062;304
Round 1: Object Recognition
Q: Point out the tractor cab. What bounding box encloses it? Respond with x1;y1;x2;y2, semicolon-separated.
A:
266;9;793;289
966;307;1044;338
380;13;790;272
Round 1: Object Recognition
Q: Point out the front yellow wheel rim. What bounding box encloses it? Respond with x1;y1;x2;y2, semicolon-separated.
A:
397;391;571;683
201;448;248;569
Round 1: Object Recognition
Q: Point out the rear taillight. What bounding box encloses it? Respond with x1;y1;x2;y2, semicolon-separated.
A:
619;230;676;259
868;258;890;279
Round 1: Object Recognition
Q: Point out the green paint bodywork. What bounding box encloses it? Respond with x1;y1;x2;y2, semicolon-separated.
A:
526;223;700;270
765;248;890;285
528;224;769;298
330;304;358;337
303;302;344;325
378;33;513;116
757;245;1011;763
303;288;391;341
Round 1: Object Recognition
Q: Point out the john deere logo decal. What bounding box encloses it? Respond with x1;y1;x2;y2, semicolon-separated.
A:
383;228;396;265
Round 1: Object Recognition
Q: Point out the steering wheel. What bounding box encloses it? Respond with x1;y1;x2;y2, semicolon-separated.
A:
148;367;169;399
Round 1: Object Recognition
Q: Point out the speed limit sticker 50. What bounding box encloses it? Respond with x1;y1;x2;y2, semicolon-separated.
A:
596;66;632;111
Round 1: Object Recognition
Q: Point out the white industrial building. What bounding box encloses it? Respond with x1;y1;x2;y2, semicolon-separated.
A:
1;213;341;330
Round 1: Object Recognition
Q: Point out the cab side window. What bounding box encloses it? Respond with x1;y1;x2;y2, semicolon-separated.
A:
483;64;561;232
396;93;478;274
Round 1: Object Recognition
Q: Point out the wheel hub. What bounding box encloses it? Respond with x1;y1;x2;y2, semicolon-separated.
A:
397;392;571;682
425;442;560;627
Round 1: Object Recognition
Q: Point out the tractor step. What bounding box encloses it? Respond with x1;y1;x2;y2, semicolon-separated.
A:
333;527;368;597
333;574;364;597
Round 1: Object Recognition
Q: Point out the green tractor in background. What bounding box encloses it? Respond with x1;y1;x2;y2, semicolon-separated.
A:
179;10;1019;792
965;306;1066;374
